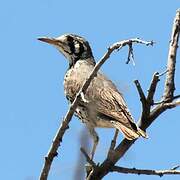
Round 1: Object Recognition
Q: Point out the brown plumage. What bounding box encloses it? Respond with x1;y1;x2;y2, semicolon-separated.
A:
38;34;147;159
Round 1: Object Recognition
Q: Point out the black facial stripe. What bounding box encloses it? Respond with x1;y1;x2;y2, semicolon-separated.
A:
67;36;75;54
67;35;85;60
65;34;96;68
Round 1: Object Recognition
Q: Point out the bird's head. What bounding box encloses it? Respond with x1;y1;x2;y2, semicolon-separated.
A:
38;34;95;67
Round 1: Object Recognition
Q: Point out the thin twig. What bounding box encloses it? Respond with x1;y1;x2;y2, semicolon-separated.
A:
171;165;180;170
153;100;167;105
146;72;160;105
126;42;136;65
173;94;180;100
158;69;168;77
153;97;180;105
138;72;160;128
134;79;149;127
165;100;180;108
134;80;147;107
111;166;180;176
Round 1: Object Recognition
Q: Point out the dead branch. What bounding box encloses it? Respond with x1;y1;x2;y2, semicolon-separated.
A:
146;72;160;106
39;38;153;180
86;9;180;180
163;9;180;101
111;166;180;177
134;80;147;106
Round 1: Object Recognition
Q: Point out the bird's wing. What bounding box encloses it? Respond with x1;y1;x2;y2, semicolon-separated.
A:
86;72;138;132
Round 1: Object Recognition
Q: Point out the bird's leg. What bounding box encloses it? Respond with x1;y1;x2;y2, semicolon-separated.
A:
88;127;99;160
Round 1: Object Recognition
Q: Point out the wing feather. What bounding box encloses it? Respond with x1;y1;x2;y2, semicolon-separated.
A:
85;72;147;139
88;73;135;129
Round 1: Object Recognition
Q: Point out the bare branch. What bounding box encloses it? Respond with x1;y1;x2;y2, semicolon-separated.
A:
39;93;82;180
111;166;180;177
133;72;160;129
171;165;180;170
134;80;149;129
173;94;180;100
163;9;180;100
146;72;160;106
134;80;147;107
165;100;180;108
138;72;160;128
126;42;135;65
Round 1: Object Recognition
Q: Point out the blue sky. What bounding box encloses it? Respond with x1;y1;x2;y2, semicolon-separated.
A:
0;1;180;180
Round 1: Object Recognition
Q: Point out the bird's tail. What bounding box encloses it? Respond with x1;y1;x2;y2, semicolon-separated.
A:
112;122;148;140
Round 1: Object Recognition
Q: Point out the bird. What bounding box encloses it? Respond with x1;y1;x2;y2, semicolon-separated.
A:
38;34;148;159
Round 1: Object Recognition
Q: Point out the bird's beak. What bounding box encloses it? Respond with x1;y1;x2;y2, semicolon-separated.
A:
37;37;59;46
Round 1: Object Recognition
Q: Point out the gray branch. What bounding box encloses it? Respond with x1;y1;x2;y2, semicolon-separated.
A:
111;166;180;177
163;9;180;100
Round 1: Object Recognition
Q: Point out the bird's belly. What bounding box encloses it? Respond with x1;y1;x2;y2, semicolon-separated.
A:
63;62;93;101
95;118;114;128
75;105;114;128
